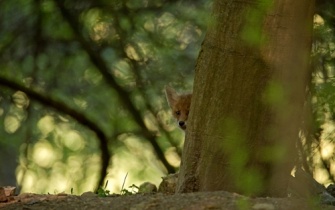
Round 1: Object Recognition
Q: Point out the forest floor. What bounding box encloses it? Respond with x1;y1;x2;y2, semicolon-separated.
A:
1;190;335;210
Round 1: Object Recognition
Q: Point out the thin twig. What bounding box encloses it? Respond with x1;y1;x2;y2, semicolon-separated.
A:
120;172;128;194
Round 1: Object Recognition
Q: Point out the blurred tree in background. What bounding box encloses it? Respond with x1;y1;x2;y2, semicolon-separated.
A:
0;0;210;194
310;0;335;185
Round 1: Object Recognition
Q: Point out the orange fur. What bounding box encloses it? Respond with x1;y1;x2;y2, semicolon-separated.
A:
165;86;192;130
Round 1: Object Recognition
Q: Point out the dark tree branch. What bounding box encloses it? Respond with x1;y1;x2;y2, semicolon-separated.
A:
0;76;111;189
108;5;182;157
54;0;175;173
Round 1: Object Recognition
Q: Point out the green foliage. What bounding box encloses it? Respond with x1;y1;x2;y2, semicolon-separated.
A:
0;0;210;193
96;178;139;196
120;184;139;195
219;118;264;196
240;0;335;188
304;10;335;184
97;187;111;197
241;0;273;46
235;198;250;210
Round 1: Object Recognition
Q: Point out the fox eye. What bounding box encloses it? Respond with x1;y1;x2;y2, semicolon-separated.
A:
175;111;181;115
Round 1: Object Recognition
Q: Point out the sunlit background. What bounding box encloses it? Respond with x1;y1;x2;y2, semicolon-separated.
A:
0;0;209;194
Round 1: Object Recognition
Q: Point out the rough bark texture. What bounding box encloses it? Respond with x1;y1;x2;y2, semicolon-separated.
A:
177;0;315;196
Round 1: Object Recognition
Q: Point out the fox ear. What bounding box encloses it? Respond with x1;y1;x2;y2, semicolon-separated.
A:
165;86;179;107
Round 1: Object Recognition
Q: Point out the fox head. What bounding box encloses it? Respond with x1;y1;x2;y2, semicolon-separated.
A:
165;86;192;130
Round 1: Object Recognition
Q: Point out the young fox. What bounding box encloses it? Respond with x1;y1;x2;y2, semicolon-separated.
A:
165;86;192;130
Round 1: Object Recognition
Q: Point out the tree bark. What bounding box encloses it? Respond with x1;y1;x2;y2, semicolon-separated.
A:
177;0;315;197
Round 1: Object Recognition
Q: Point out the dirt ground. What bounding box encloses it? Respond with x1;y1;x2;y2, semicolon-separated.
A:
1;191;335;210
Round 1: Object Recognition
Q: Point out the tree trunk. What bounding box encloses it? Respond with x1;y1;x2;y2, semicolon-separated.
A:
177;0;315;197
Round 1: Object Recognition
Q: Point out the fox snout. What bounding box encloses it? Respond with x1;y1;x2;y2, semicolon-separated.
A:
174;109;188;130
178;121;187;130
